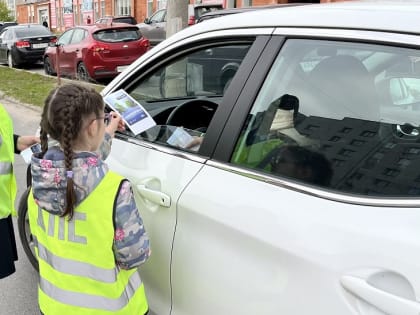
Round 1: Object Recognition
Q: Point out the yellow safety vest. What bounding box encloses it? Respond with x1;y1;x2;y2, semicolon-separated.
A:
0;104;16;218
28;171;148;315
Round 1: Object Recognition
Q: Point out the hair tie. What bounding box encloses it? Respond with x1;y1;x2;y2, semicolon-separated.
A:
66;171;73;179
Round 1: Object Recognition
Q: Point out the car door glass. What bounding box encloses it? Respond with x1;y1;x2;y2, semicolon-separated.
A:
151;10;165;23
3;30;12;41
70;28;85;44
58;30;73;45
231;39;420;197
120;43;252;153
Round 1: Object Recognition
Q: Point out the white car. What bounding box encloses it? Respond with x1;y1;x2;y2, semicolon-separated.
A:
20;1;420;314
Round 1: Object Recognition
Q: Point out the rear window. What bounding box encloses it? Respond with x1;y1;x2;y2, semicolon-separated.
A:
15;27;51;37
93;28;141;42
113;17;137;24
194;6;223;18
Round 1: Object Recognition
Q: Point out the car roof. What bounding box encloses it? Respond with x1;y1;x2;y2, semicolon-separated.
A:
168;1;420;42
70;23;139;31
2;24;47;33
7;24;43;28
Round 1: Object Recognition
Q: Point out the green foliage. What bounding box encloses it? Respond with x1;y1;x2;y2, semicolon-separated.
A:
0;67;103;107
0;2;13;22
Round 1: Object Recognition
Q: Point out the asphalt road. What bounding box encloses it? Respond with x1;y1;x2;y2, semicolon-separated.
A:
0;97;41;314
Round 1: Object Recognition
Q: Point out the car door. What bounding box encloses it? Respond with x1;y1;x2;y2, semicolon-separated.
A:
104;34;269;315
170;34;420;314
66;28;87;75
55;29;74;75
0;30;8;62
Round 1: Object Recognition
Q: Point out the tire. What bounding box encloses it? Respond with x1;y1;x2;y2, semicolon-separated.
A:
17;187;38;271
7;52;15;68
44;56;56;76
77;62;91;82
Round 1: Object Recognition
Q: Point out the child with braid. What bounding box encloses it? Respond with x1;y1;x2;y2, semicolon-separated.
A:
27;83;150;315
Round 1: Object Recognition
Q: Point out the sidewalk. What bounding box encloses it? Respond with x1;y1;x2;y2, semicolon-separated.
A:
0;90;42;113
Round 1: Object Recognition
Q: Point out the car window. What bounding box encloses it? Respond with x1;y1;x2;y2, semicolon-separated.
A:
194;6;222;19
3;30;12;40
70;28;86;44
114;17;137;24
93;28;141;42
150;10;165;23
58;29;73;45
15;27;51;37
231;39;420;197
119;43;252;154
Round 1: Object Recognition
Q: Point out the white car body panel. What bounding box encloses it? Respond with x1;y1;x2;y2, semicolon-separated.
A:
106;138;204;315
172;165;420;314
98;2;420;314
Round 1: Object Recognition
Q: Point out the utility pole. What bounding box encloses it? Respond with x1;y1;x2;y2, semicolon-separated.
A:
165;0;188;38
163;0;189;97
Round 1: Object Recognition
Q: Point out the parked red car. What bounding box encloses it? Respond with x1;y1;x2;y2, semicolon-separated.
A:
43;23;150;81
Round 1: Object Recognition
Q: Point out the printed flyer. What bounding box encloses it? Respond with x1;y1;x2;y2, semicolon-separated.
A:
103;89;156;135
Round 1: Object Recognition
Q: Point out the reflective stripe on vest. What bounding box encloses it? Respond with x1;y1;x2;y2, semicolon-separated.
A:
39;266;143;311
34;235;118;283
0;161;12;175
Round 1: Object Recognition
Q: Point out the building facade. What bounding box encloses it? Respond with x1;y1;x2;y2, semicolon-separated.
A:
14;0;344;33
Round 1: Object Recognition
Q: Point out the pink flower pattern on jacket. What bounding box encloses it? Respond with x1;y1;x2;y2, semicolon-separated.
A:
115;228;125;241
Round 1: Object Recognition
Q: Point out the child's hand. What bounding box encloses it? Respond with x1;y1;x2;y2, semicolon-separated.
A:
105;112;125;138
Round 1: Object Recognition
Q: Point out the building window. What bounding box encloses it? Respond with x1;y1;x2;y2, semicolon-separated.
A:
115;0;131;16
100;0;105;17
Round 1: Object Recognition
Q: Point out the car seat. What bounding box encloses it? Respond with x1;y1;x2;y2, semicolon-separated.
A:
306;55;379;121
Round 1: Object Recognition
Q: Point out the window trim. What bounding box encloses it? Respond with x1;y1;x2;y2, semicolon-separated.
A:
212;35;285;161
107;36;268;159
207;159;420;207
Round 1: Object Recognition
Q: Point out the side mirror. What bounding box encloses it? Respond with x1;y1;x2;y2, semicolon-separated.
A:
144;17;150;24
389;77;420;106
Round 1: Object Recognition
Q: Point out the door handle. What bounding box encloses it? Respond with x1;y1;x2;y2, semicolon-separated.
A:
136;184;171;208
341;275;420;315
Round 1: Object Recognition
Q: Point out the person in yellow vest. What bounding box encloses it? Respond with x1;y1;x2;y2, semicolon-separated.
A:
0;104;39;279
28;83;151;315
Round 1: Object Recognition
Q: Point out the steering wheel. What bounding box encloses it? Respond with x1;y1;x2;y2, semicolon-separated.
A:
166;99;218;131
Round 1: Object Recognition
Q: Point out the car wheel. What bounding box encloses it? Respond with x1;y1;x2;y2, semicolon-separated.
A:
17;187;38;271
77;62;91;82
44;57;56;76
7;52;15;68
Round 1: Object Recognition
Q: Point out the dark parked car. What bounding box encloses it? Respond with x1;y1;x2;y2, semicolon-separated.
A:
43;23;150;82
0;24;56;68
95;15;138;25
0;21;18;33
187;3;224;25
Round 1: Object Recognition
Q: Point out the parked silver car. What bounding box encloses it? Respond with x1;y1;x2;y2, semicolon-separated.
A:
19;1;420;315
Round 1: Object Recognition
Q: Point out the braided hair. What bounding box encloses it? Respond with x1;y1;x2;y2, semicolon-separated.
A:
40;83;104;219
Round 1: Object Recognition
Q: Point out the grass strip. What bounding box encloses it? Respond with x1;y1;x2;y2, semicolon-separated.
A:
0;66;103;107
